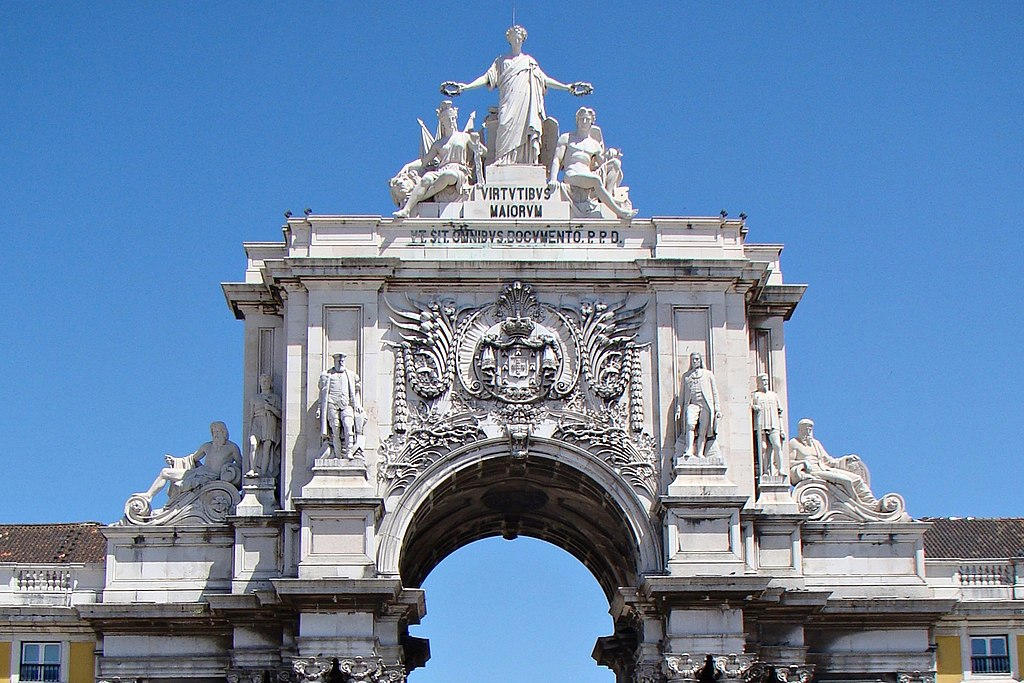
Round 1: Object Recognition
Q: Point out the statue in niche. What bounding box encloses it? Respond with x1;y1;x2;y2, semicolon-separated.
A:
441;24;592;166
246;373;281;478
548;106;636;219
677;352;722;463
751;373;784;478
392;100;487;218
788;418;874;502
134;421;242;504
317;352;364;461
787;417;907;523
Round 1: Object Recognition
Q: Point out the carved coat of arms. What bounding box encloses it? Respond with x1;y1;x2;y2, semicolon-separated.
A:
381;281;657;501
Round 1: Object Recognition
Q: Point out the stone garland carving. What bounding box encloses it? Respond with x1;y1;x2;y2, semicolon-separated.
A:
380;282;654;500
789;418;908;523
121;421;242;526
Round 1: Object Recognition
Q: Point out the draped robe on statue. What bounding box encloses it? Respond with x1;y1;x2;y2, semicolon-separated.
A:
486;53;549;165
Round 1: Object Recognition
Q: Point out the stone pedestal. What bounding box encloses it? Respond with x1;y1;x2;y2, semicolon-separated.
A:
236;475;278;516
753;474;799;514
294;489;382;579
301;458;372;499
667;463;739;498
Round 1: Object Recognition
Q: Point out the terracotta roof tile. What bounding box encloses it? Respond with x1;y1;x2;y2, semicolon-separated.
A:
922;517;1024;559
0;523;106;564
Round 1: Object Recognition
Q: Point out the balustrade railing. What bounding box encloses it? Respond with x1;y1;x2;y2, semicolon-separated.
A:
15;568;72;592
958;563;1015;586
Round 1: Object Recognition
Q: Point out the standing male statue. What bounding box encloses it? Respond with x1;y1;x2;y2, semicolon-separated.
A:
441;25;592;166
247;374;281;478
678;352;722;461
751;373;785;477
317;352;363;460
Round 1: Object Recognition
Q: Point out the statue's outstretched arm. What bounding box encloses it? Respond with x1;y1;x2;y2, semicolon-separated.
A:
461;72;489;91
544;75;571;91
544;75;593;96
442;72;489;96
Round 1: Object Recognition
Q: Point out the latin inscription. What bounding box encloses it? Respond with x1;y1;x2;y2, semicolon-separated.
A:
409;228;624;246
477;185;554;219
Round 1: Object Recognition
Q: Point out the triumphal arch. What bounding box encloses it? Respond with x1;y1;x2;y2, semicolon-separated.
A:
83;27;943;683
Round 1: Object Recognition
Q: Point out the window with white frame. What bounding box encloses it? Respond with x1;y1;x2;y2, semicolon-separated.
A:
970;635;1011;674
19;642;61;682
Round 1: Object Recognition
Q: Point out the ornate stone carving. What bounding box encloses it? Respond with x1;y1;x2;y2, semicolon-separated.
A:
675;352;723;465
441;25;592;167
897;673;935;683
751;373;784;479
548;106;636;219
247;373;281;479
292;657;332;683
774;666;815;683
121;421;242;526
291;657;405;683
226;669;282;683
554;406;658;500
381;282;654;498
789;418;908;522
317;352;365;462
391;101;486;217
663;654;759;681
634;658;665;683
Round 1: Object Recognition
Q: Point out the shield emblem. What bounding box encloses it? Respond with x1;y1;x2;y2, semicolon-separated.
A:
508;348;529;378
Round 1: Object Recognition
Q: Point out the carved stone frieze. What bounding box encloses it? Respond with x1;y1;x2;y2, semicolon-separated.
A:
380;281;653;497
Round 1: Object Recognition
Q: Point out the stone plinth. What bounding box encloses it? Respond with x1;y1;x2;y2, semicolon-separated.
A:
236;475;277;516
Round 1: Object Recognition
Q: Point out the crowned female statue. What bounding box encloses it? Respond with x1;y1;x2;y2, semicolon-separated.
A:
442;25;592;166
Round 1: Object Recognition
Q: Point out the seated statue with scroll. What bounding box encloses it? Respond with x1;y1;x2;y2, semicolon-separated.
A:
392;101;486;218
122;421;243;525
788;418;907;522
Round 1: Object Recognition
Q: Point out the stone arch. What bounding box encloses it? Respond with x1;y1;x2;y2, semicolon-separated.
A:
376;437;662;599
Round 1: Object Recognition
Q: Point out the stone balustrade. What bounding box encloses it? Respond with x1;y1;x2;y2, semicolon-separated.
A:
15;567;73;592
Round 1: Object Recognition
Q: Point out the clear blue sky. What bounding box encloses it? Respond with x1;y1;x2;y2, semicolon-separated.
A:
1;2;1021;680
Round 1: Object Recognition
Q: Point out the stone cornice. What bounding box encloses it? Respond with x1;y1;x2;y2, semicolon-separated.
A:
78;601;231;634
270;578;425;619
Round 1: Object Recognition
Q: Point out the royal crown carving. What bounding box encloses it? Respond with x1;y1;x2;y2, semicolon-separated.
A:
381;281;655;498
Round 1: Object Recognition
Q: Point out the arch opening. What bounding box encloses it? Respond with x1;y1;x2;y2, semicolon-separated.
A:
408;537;616;681
394;444;649;601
